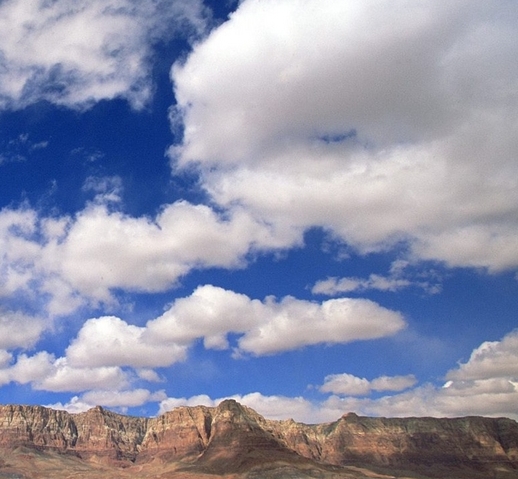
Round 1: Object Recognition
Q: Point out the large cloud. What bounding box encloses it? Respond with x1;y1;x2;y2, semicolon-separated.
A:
66;285;405;369
0;352;129;392
147;285;406;356
66;316;188;368
56;202;292;303
172;0;518;271
0;0;207;110
0;201;298;316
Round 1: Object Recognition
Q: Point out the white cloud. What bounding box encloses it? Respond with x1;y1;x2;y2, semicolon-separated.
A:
1;201;405;346
0;208;39;291
446;330;518;381
63;285;404;373
147;284;405;356
56;202;288;303
322;331;518;420
319;373;371;397
82;388;166;408
24;330;517;421
0;0;208;110
370;375;418;392
0;351;12;369
0;284;400;401
312;260;442;296
46;396;94;414
137;369;163;383
146;285;261;349
172;0;518;272
34;358;129;393
0;201;299;316
158;379;518;423
7;351;56;385
236;296;404;356
331;379;518;420
319;373;416;396
47;390;165;414
313;275;430;296
158;394;215;412
0;352;129;393
66;316;188;369
52;201;299;307
0;310;46;350
82;175;123;204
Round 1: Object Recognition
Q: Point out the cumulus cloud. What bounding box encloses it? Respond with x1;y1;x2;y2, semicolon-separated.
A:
36;359;129;393
64;285;404;371
0;351;129;392
0;352;54;386
319;373;416;396
0;206;66;314
172;0;518;272
147;284;405;356
0;199;404;346
0;0;208;110
56;202;289;303
0;201;298;315
313;276;410;296
0;348;165;410
0;351;12;370
446;330;518;381
66;316;188;368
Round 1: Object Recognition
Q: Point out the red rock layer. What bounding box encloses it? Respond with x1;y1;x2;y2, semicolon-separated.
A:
0;400;517;476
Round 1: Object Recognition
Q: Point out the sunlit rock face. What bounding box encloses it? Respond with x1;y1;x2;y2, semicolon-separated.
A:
0;400;517;478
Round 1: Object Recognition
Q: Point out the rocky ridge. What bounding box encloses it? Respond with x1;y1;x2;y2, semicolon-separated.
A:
0;399;517;478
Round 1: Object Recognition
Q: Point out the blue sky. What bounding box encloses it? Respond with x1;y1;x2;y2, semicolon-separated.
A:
0;0;517;422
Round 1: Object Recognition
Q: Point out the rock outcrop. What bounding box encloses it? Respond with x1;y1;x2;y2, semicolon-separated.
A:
0;400;517;478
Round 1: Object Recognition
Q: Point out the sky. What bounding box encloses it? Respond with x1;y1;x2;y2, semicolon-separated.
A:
0;0;517;423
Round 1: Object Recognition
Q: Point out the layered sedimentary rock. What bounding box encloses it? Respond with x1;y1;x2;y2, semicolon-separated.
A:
0;399;517;477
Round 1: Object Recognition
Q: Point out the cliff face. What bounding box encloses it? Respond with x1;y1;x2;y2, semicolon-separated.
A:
312;412;518;469
0;400;517;478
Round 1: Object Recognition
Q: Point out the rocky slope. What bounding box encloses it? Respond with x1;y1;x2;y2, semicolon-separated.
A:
0;399;517;478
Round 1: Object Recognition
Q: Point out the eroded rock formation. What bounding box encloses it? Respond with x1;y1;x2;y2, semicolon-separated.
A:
0;399;517;478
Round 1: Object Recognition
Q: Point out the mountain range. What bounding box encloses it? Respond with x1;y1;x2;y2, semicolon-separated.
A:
0;399;517;478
